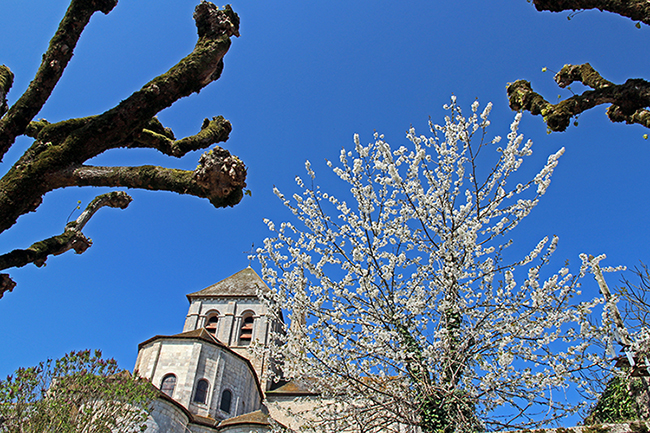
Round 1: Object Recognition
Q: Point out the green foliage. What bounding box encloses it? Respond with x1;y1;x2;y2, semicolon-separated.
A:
583;374;643;425
0;350;155;433
420;390;482;433
630;421;650;433
583;425;612;433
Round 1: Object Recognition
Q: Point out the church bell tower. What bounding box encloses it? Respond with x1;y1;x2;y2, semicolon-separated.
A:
182;267;283;391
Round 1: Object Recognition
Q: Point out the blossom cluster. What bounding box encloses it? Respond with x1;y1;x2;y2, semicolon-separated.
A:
257;99;609;431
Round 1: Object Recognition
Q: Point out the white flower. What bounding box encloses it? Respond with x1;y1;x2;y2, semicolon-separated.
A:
256;98;608;431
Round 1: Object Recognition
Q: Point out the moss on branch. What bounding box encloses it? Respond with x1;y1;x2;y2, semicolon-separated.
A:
144;117;175;140
0;3;244;235
25;119;51;138
0;65;13;119
0;0;118;160
0;229;91;271
0;3;246;291
131;116;231;157
53;5;240;164
0;191;131;273
554;63;613;89
507;63;650;132
37;116;96;145
51;146;246;208
533;0;650;26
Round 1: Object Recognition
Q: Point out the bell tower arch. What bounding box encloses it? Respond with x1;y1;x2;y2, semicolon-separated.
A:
183;267;282;390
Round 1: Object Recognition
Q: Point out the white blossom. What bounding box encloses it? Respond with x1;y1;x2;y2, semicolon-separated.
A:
256;98;610;432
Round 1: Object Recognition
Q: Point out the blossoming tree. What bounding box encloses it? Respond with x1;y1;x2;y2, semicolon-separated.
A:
257;99;607;432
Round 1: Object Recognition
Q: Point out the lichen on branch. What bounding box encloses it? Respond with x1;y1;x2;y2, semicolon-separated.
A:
131;116;232;157
48;146;246;208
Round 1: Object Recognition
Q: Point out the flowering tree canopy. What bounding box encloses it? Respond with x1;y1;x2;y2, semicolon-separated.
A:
508;0;650;132
0;1;246;297
257;99;609;432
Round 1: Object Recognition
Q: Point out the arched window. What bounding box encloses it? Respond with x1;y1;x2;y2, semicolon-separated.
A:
220;389;232;413
205;314;219;335
239;314;254;345
160;374;176;398
193;379;209;404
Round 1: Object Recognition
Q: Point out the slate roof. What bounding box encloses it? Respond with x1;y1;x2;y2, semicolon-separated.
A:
187;267;269;300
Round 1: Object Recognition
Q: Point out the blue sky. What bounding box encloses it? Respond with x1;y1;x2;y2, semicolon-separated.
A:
1;0;649;423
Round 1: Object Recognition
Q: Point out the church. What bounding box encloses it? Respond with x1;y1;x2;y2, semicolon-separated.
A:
133;267;317;432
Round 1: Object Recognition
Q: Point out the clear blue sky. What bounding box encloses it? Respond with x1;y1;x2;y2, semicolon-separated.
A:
1;0;649;422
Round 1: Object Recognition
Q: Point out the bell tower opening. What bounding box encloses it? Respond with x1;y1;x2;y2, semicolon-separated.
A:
206;314;219;336
181;267;284;391
238;314;254;346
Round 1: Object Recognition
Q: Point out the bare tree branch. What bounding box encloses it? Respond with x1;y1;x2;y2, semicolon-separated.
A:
48;147;245;208
0;0;118;159
0;3;243;234
0;191;131;273
0;274;16;300
0;2;245;291
0;65;12;119
532;0;650;25
129;116;231;157
507;63;650;131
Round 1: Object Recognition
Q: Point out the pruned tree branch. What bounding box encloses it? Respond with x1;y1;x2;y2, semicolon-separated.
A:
48;147;245;208
0;274;16;300
0;0;118;159
0;2;243;233
532;0;650;25
71;190;132;231
0;65;12;119
130;116;231;157
0;2;246;291
507;63;650;131
0;191;131;276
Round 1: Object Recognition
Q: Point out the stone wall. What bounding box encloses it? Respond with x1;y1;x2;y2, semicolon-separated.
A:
136;337;262;422
506;421;650;433
143;398;191;433
265;395;322;432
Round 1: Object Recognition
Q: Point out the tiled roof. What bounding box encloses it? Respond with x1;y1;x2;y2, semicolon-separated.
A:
138;327;226;350
191;413;219;427
137;328;264;403
265;378;319;396
187;267;269;299
217;409;273;428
